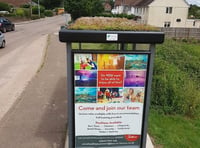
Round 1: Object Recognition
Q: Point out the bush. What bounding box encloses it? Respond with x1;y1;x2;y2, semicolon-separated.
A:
151;58;200;117
151;39;200;118
3;13;16;17
23;8;31;18
126;14;135;19
65;0;104;20
182;38;188;42
15;8;25;17
31;14;40;20
44;10;53;17
0;2;10;11
32;5;45;15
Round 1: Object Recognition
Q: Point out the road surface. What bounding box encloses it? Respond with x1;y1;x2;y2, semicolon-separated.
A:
0;15;66;121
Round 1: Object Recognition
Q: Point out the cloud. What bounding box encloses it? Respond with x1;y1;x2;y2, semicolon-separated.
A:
186;0;200;6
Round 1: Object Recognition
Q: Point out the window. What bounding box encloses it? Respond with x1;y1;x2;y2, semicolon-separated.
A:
166;7;173;14
136;8;139;14
176;19;181;22
164;22;171;27
193;21;196;26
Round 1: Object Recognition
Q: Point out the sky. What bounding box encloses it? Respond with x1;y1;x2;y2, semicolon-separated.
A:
186;0;200;6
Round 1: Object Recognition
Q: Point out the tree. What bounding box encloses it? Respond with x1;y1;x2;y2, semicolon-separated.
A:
32;5;45;14
189;5;200;19
107;0;114;9
0;2;11;11
40;0;63;9
65;0;104;20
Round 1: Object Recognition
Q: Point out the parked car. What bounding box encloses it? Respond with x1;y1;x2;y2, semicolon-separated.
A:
0;17;15;33
0;32;5;48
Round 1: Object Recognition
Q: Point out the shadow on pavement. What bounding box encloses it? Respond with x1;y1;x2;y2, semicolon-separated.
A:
35;77;67;148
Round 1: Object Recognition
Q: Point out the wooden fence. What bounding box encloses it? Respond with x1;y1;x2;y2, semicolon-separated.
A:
161;28;200;39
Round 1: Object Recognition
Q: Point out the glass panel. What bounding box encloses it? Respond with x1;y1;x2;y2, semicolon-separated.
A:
72;43;150;51
126;44;150;51
72;43;120;50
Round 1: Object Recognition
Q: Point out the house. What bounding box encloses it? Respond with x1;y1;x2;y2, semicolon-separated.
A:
112;0;139;14
185;19;200;28
0;0;31;7
57;8;65;14
104;1;112;11
112;0;192;28
137;0;190;28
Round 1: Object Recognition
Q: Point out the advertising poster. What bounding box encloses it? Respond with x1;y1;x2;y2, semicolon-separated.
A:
73;53;149;148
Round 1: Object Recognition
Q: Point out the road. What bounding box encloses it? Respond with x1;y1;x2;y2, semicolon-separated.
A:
0;15;66;121
0;15;65;56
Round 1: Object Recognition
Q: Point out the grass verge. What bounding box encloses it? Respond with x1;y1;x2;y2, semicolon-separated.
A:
37;34;50;73
148;109;200;148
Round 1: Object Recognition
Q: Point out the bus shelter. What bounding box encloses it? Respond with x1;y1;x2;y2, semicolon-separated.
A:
59;29;164;148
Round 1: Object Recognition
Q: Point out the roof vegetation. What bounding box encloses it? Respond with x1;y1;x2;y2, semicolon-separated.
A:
67;17;159;31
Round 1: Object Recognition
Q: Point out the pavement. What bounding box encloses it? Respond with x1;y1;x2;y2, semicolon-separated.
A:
0;32;154;148
0;33;67;148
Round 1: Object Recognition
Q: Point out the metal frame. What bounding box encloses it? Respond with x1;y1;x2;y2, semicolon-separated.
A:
60;29;164;148
59;30;164;43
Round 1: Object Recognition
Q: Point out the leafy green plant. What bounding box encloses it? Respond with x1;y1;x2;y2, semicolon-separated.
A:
0;2;10;11
151;39;200;118
32;5;45;15
44;10;53;17
65;0;104;20
23;8;31;18
15;8;25;17
189;4;200;19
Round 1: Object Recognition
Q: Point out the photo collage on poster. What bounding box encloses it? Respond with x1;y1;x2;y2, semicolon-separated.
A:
74;53;148;104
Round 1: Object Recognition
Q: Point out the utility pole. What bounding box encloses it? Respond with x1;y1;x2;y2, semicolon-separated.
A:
30;0;32;18
38;0;40;18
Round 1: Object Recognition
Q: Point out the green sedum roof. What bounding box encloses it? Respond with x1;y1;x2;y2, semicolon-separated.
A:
68;17;159;31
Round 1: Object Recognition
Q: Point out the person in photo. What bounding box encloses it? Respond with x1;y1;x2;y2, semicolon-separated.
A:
80;59;88;69
123;88;136;103
86;58;97;70
135;91;144;103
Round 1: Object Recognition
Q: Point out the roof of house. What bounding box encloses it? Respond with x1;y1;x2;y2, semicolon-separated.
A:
114;0;138;6
115;0;190;7
135;0;154;6
0;0;30;7
114;0;154;6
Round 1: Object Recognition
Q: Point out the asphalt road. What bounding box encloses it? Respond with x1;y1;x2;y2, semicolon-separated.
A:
0;15;65;57
0;15;67;121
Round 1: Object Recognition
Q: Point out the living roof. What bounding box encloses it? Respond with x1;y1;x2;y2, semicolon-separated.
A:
67;17;159;31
